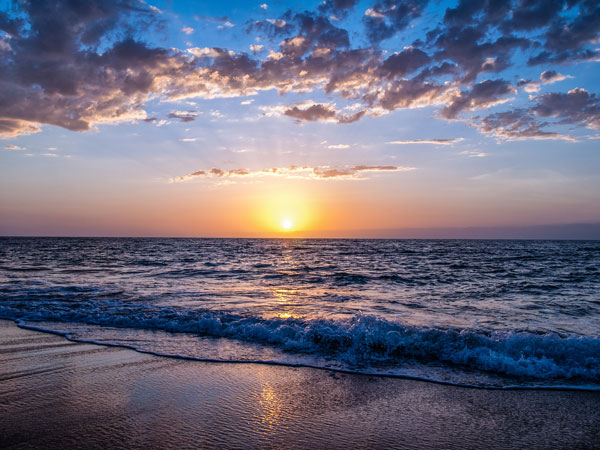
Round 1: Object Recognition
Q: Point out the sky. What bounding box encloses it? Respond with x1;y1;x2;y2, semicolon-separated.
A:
0;0;599;238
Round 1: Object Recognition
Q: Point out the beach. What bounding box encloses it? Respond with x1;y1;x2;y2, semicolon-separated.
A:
1;320;599;449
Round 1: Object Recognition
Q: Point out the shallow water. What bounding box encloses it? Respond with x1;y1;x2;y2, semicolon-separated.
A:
1;237;599;388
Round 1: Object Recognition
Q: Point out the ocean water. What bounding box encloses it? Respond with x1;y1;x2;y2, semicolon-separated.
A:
1;237;599;388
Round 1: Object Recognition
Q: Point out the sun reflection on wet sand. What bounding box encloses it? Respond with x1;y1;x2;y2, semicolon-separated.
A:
256;379;285;434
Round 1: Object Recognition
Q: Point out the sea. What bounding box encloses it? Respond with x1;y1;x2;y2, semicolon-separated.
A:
1;237;599;389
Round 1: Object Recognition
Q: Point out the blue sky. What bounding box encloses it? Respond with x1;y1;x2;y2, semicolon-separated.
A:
1;0;599;236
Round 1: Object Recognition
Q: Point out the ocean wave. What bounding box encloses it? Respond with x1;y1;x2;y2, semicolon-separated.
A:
1;301;599;384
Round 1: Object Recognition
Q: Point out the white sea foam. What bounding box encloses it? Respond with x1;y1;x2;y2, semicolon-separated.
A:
2;301;599;387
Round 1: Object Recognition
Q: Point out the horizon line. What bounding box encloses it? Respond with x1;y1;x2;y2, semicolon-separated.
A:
2;222;599;240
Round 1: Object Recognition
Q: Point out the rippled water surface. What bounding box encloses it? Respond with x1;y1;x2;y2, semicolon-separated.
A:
1;238;599;388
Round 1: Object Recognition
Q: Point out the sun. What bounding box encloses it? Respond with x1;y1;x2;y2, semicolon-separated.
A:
281;218;293;231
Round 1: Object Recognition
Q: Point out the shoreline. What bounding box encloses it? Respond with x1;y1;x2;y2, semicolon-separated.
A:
1;319;599;449
12;319;600;392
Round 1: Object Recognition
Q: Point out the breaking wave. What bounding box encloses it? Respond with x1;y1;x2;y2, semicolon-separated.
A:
2;300;599;386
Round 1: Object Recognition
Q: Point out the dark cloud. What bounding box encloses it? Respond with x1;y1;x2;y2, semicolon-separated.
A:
505;0;566;31
0;10;23;36
336;111;366;123
431;26;530;82
539;1;600;53
376;79;448;111
443;0;509;27
0;0;597;141
318;0;361;18
527;48;600;66
379;48;431;79
363;0;429;44
474;88;600;140
442;80;515;119
539;70;570;85
167;111;199;122
284;104;336;122
0;0;184;136
533;88;600;129
293;12;350;50
441;0;600;67
246;18;295;39
476;109;573;141
540;70;559;82
282;103;366;125
442;0;600;69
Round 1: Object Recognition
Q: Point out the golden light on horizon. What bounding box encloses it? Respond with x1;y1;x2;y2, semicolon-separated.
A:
248;185;320;235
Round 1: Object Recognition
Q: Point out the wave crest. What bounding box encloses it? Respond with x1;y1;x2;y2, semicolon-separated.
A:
1;301;599;383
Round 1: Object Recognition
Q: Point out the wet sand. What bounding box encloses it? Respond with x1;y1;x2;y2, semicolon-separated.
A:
1;320;599;449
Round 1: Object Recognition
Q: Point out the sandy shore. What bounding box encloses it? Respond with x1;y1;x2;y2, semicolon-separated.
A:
1;320;599;449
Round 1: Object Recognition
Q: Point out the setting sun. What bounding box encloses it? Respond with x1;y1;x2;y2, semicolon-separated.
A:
281;219;293;231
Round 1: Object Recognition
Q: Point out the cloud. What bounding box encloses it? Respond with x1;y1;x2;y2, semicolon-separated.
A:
441;79;516;119
517;78;540;93
260;4;268;10
460;150;487;157
351;165;405;171
533;88;600;129
378;47;431;78
0;1;178;136
474;109;577;141
0;118;41;137
376;79;452;111
441;0;600;67
167;111;200;122
0;0;597;141
284;104;336;122
539;70;570;84
318;0;360;18
388;138;464;145
363;0;430;44
281;102;366;125
327;144;350;149
195;15;231;23
5;144;25;150
179;138;200;142
182;26;194;35
267;18;287;28
171;164;414;182
336;110;366;123
431;26;530;83
218;21;235;29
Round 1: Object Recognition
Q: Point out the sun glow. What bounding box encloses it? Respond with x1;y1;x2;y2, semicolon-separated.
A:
248;185;321;235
